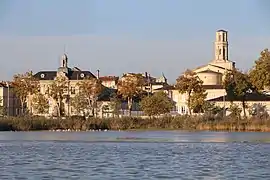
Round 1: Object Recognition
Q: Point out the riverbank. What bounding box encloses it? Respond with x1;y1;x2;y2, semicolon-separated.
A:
0;115;270;132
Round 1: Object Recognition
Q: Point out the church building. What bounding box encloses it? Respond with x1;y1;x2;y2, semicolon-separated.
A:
155;30;236;114
194;30;235;85
193;29;235;101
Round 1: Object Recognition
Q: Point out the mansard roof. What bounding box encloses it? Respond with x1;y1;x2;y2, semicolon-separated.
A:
34;70;96;80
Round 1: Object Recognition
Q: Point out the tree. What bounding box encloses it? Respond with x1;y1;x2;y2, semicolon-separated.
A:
117;74;144;116
249;103;269;119
13;71;39;115
77;76;103;117
32;92;49;114
228;104;242;119
70;92;89;117
190;90;208;113
224;69;253;117
108;93;122;117
202;101;224;117
140;91;174;117
249;49;270;90
175;69;206;115
47;75;68;117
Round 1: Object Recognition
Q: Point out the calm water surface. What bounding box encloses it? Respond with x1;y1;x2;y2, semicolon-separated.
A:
0;131;270;179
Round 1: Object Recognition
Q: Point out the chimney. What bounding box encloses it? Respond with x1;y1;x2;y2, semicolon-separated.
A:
97;69;100;79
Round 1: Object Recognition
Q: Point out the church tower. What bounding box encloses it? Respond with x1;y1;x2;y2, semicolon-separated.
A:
61;53;68;68
214;30;228;61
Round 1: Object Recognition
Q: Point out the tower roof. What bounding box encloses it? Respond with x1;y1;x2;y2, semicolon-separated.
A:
217;29;227;33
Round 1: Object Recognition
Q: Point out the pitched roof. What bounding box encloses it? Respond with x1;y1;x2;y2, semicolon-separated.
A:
202;85;224;89
0;82;6;87
154;85;176;91
197;69;222;74
99;76;119;81
0;82;14;88
208;93;270;102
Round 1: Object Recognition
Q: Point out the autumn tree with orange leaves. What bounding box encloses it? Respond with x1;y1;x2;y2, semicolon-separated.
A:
117;74;145;116
75;76;104;117
12;71;39;115
47;75;69;117
176;69;206;115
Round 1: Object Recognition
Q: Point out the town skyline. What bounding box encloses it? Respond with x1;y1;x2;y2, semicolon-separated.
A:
0;0;270;82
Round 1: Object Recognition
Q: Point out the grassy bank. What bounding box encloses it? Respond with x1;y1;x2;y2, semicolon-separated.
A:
0;115;270;132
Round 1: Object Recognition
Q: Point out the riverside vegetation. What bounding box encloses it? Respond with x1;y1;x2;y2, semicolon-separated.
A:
0;114;270;132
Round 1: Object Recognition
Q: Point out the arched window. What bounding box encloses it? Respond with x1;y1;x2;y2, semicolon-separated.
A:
218;35;221;41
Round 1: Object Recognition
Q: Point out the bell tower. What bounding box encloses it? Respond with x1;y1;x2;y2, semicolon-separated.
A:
61;53;68;68
58;53;69;74
214;30;228;61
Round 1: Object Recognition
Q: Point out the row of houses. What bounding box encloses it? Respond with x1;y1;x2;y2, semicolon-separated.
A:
1;29;270;117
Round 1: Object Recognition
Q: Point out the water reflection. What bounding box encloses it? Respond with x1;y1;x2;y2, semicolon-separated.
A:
0;131;269;143
0;131;269;179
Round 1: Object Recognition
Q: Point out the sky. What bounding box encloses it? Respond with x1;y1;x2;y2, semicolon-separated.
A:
0;0;270;83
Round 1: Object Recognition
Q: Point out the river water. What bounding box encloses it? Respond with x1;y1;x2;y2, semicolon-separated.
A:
0;131;270;179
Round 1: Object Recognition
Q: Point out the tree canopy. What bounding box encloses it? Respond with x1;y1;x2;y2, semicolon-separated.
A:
32;92;49;114
249;48;270;90
47;75;69;117
12;71;39;115
223;69;253;117
140;91;174;117
117;74;145;115
76;76;104;117
175;69;206;115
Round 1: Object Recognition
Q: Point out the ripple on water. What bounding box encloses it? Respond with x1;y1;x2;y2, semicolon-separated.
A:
0;132;270;179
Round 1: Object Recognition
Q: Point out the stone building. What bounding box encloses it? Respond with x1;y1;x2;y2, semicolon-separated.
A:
32;54;111;117
99;76;119;89
0;82;21;116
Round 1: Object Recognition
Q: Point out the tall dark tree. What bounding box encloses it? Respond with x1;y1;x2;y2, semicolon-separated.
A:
224;69;253;117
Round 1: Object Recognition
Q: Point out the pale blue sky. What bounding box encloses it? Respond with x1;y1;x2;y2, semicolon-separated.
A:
0;0;270;82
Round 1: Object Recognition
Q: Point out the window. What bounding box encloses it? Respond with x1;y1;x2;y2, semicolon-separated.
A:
71;87;76;94
219;49;222;55
218;34;221;41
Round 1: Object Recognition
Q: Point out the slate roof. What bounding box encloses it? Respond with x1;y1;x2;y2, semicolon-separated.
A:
34;70;96;80
208;93;270;102
202;85;224;89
